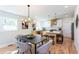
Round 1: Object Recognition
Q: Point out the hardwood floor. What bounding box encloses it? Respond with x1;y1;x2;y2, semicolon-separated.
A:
0;44;16;54
0;37;77;54
49;37;77;54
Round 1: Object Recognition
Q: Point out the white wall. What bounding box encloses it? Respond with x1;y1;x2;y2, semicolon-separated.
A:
74;6;79;53
62;17;73;38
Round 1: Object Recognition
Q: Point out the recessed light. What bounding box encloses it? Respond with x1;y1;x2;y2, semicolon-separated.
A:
65;6;68;8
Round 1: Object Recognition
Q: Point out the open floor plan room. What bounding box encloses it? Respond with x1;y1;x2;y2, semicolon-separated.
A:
0;5;79;54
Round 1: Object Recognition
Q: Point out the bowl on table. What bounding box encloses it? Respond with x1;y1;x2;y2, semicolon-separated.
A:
26;34;35;39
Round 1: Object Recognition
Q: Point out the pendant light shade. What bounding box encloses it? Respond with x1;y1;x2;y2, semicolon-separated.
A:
51;13;57;25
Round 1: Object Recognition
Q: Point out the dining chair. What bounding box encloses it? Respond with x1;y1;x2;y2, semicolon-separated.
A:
16;42;32;54
34;34;43;47
37;40;53;54
16;35;25;42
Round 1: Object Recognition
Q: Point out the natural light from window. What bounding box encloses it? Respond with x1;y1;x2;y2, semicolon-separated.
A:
36;19;51;30
0;15;18;32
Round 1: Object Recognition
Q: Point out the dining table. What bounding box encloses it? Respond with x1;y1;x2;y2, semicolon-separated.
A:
23;35;47;54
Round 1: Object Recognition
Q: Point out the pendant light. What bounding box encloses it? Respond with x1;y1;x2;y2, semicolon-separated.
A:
51;13;57;25
27;5;31;22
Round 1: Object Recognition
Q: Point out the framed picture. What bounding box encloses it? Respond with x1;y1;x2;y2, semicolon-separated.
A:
76;14;78;28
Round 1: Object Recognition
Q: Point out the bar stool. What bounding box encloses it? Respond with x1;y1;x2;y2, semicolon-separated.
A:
56;34;63;44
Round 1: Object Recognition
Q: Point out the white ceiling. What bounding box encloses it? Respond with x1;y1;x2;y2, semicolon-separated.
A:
0;5;76;19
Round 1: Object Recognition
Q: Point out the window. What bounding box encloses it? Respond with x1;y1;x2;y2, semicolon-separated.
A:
3;17;18;31
0;15;18;32
40;21;50;28
36;19;51;30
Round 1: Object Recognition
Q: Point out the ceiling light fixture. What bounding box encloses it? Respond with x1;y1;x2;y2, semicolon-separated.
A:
65;5;68;8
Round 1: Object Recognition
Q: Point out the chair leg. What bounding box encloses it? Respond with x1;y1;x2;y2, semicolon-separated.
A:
30;49;32;54
49;51;51;54
52;39;55;45
17;50;19;54
23;52;25;54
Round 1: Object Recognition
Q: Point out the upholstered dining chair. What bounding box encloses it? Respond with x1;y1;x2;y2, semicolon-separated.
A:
37;40;53;54
34;34;43;47
16;35;25;42
16;42;32;54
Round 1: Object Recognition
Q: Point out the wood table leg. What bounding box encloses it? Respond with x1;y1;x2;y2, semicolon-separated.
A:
35;44;37;54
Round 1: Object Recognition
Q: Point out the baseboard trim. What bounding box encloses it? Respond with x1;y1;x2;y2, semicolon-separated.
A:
64;36;72;39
